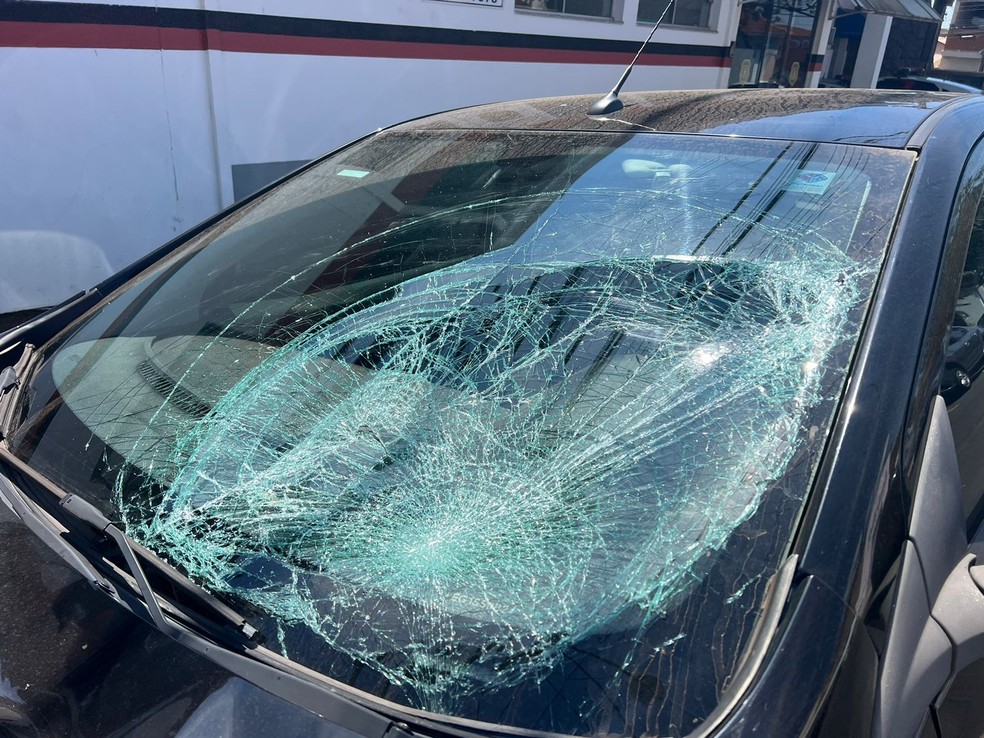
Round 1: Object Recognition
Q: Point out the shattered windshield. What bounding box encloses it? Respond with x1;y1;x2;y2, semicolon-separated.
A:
7;130;912;737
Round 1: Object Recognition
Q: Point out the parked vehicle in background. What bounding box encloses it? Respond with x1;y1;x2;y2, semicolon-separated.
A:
6;88;984;737
877;69;982;93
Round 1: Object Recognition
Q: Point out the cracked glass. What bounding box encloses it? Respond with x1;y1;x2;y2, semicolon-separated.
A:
7;130;913;737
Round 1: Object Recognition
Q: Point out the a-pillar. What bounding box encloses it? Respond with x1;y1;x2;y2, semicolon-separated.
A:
850;14;893;88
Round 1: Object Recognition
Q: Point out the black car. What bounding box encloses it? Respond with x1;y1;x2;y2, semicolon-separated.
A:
3;88;984;738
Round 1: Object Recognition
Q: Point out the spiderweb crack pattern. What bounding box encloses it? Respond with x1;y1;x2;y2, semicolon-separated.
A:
121;246;869;712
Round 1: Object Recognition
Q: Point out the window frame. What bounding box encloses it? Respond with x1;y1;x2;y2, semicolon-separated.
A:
637;0;715;28
513;0;623;21
928;139;984;534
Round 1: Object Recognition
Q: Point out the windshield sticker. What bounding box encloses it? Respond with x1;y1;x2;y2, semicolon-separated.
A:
787;170;837;195
337;168;371;178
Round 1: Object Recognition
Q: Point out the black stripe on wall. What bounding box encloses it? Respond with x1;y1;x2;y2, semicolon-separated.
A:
0;1;731;59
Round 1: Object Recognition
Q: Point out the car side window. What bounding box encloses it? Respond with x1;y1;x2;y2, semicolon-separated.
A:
943;193;984;531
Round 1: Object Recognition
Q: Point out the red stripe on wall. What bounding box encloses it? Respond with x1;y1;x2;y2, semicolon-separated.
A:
214;30;729;66
0;21;206;50
0;20;730;67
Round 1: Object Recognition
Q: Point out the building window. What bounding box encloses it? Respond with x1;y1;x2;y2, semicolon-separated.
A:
515;0;614;19
638;0;712;27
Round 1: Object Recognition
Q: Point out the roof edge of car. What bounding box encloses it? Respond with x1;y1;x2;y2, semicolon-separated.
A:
398;88;971;150
904;94;984;150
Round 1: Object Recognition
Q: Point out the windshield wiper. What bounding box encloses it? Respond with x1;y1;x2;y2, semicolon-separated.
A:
0;458;425;738
0;447;260;649
0;343;38;443
0;469;116;596
60;491;260;642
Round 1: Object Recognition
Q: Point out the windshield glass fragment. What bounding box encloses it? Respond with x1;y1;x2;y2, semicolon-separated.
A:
7;131;914;737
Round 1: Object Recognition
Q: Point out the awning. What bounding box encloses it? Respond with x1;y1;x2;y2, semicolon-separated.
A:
836;0;940;22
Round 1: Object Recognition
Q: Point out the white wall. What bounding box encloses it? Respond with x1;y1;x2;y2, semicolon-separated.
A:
29;0;737;49
1;0;733;308
0;47;221;269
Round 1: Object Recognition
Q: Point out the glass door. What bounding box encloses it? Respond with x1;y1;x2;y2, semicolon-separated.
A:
729;0;820;87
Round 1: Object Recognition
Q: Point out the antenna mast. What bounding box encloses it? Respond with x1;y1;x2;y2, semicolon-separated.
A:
588;0;675;117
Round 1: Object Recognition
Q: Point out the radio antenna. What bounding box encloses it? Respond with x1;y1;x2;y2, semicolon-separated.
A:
588;0;674;117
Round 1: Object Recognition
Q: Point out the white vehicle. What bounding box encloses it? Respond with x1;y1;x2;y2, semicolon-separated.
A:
877;73;982;92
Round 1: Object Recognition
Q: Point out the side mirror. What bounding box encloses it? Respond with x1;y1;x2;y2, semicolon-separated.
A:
942;325;984;402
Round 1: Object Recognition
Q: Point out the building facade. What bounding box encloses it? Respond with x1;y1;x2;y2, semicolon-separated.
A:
0;0;941;307
938;0;984;72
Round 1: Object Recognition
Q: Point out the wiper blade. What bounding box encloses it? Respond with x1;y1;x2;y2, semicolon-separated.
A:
0;443;261;648
0;346;259;645
60;492;259;642
0;470;115;596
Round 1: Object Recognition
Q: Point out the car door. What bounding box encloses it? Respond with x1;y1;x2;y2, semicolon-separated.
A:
875;139;984;738
924;147;984;737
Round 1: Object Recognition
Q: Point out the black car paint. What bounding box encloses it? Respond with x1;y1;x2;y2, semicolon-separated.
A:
406;89;965;149
2;89;983;738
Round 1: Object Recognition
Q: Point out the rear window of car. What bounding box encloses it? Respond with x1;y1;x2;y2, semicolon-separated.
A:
8;130;914;737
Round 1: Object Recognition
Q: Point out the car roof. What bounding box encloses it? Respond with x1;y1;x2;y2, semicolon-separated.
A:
404;88;974;149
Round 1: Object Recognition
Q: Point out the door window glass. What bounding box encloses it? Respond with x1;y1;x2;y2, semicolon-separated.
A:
729;0;819;87
942;195;984;530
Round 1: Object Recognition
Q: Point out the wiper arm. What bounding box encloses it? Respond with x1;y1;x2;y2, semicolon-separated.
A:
0;343;38;443
0;467;420;738
60;492;258;642
63;492;168;632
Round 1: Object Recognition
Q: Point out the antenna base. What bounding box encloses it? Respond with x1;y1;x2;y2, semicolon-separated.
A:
588;92;624;117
